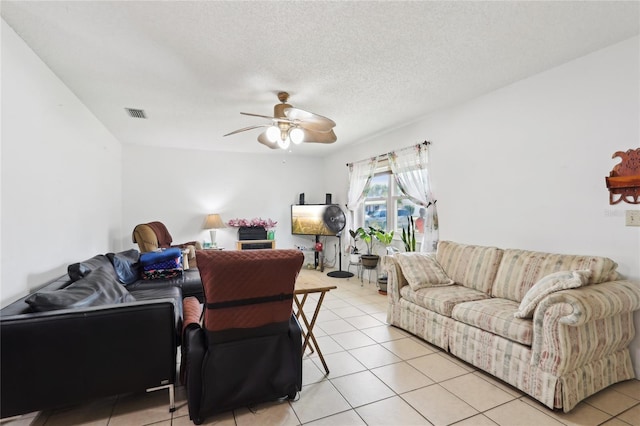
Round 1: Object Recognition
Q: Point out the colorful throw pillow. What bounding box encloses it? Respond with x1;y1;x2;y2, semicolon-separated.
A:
513;270;591;319
395;253;455;291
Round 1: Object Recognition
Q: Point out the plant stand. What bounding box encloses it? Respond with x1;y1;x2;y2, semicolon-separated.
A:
362;266;378;284
347;256;362;283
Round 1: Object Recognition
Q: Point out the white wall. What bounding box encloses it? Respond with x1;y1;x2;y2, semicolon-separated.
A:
1;20;123;306
325;36;640;376
121;144;328;263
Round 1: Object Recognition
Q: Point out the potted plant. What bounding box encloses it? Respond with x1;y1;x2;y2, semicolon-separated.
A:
374;229;394;247
357;226;385;269
227;217;277;241
348;229;361;263
401;216;417;252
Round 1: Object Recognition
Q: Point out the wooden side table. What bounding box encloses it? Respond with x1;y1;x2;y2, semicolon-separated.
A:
294;280;337;374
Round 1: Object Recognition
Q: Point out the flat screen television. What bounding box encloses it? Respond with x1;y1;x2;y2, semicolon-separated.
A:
291;204;337;236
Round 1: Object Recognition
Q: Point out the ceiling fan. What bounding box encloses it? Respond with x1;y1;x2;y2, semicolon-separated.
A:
224;92;337;150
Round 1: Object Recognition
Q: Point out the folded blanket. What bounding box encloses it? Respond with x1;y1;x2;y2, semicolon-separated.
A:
142;268;183;280
140;247;183;265
142;257;182;271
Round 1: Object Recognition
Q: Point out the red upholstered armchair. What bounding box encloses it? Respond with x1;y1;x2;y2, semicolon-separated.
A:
132;221;201;268
180;249;304;424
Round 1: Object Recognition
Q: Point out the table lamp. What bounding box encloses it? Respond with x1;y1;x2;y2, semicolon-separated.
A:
203;214;225;248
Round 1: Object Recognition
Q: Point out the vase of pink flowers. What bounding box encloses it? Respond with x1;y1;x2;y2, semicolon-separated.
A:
227;217;277;240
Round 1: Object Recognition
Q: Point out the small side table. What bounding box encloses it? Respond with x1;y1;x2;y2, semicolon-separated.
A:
294;280;337;374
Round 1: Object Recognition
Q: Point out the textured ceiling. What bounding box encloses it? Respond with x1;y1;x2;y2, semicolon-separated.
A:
2;1;638;156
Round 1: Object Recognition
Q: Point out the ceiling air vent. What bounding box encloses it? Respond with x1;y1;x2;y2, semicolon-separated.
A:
125;108;147;119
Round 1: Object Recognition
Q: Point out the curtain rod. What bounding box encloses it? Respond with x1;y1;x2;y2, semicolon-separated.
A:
346;140;432;167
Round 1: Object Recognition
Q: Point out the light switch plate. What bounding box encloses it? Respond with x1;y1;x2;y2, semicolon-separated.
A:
625;210;640;226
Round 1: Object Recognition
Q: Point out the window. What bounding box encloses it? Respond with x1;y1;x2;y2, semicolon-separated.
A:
362;167;424;236
363;173;389;230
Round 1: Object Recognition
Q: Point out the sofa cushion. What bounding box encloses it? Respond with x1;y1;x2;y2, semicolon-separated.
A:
436;241;503;294
395;253;454;290
107;249;141;285
452;298;533;346
492;249;618;302
128;286;183;325
68;254;116;282
514;270;591;319
25;267;136;312
400;284;489;317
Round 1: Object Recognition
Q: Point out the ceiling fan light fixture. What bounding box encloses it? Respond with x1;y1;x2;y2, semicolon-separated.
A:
290;127;304;144
266;125;280;142
277;136;290;150
224;91;336;149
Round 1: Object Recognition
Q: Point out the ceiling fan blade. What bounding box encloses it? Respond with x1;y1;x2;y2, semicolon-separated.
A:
302;129;337;144
284;107;336;132
223;124;270;137
257;131;279;149
240;112;291;123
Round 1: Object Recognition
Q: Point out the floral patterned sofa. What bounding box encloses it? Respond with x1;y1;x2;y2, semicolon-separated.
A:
385;241;640;412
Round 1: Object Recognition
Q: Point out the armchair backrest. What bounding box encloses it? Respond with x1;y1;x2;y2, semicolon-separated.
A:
132;221;174;252
196;250;304;334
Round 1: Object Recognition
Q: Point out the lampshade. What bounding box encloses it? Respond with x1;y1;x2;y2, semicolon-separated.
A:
204;214;225;229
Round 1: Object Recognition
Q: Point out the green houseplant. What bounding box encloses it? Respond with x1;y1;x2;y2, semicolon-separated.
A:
401;216;417;252
375;229;394;246
357;226;380;269
357;226;394;269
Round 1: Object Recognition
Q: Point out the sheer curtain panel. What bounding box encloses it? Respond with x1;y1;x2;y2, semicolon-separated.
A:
346;158;378;235
388;143;438;253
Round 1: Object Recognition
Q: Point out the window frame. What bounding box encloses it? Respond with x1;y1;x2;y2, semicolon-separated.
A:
361;162;420;237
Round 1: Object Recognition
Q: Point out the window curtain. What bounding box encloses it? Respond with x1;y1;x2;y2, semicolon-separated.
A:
345;157;378;246
388;144;438;253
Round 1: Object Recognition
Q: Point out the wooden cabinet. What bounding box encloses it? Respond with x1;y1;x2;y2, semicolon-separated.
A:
236;240;276;250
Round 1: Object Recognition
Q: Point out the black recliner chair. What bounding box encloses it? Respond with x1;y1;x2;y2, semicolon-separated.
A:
180;249;304;424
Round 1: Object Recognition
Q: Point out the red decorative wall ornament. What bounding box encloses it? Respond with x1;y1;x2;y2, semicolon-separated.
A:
606;148;640;204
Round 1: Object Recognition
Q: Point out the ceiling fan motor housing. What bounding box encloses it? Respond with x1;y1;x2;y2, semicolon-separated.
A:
274;102;292;119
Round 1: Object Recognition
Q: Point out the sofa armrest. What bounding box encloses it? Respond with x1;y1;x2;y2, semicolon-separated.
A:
383;255;407;303
182;296;202;334
531;280;640;374
1;299;178;418
543;280;640;325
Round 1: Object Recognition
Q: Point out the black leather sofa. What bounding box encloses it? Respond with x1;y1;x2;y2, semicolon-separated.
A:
0;249;203;419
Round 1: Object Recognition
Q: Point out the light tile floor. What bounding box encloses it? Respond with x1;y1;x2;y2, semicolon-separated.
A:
4;268;639;426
